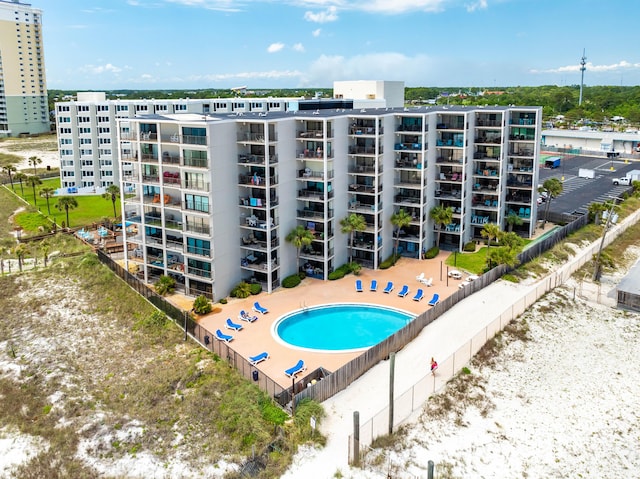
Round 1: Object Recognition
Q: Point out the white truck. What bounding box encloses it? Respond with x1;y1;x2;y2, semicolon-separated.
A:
612;169;640;186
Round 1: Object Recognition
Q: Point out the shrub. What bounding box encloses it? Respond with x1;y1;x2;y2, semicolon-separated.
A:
379;259;393;269
192;295;212;315
298;271;306;280
424;246;439;259
282;274;301;288
463;241;476;252
328;269;346;280
230;281;252;299
249;283;262;295
348;262;362;276
135;310;168;330
219;298;228;304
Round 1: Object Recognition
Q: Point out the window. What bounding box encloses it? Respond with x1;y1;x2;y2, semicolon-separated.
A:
187;238;211;257
79;105;89;112
97;105;109;111
59;127;72;134
59;116;71;123
116;105;128;112
81;160;93;167
80;149;93;156
97;116;109;123
98;148;112;156
98;127;110;134
98;138;111;144
184;194;209;213
175;104;187;111
78;127;91;134
57;105;69;112
80;138;92;144
61;149;73;156
60;138;72;145
78;116;91;123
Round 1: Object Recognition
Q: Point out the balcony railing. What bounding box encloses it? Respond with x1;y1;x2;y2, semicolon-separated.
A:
182;157;208;169
182;135;207;146
182;180;210;192
184;223;211;235
187;265;212;279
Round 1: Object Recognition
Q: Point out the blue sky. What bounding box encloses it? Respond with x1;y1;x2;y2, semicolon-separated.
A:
35;0;640;90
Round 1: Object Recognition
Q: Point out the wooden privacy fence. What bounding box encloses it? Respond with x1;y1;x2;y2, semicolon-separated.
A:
347;205;640;462
95;250;287;405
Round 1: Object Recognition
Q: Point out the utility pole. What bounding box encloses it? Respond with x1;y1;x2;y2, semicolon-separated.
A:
579;49;587;106
593;198;618;281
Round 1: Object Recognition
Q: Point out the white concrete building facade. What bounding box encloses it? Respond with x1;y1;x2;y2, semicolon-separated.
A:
119;105;541;300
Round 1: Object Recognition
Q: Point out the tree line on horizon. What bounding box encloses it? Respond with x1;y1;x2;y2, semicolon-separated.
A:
48;85;640;125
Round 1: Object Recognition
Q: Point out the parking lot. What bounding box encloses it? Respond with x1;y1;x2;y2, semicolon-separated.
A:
537;155;637;217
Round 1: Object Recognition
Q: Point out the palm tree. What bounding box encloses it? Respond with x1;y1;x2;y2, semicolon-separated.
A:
481;222;501;249
13;172;27;196
429;205;453;247
14;244;27;272
27;175;42;207
40;187;56;215
28;156;42;175
155;275;176;296
505;212;523;233
2;165;17;191
102;184;121;218
340;213;367;264
538;178;563;225
286;225;315;270
390;209;412;261
56;196;78;228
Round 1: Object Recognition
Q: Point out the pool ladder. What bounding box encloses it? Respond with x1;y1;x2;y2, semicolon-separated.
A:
300;300;308;312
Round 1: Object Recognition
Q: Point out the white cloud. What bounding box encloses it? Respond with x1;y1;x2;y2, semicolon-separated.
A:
267;42;285;53
293;43;305;52
304;6;338;23
80;63;123;75
301;52;432;86
164;0;242;12
531;60;640;74
312;28;321;37
184;70;302;83
356;0;445;14
465;0;487;13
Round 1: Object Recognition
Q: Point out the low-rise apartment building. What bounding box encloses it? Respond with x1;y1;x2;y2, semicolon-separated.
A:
119;105;541;300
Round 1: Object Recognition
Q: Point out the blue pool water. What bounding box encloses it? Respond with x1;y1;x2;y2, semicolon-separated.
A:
274;304;413;352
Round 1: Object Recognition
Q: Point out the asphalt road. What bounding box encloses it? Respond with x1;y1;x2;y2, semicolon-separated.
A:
537;155;637;217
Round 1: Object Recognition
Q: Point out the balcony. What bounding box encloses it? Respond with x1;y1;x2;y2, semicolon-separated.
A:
238;174;278;187
298;189;332;200
184;223;211;235
297;208;330;220
182;157;208;169
394;142;423;151
142;174;160;184
348;146;379;155
182;135;207;146
186;265;212;279
182;180;210;192
297;168;333;180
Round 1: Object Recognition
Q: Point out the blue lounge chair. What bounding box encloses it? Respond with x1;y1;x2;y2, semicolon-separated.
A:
355;279;363;292
427;293;440;306
397;285;409;297
215;329;233;342
284;359;306;378
383;281;394;294
253;302;268;314
249;351;269;365
370;279;378;291
413;288;424;301
238;310;258;322
226;318;243;331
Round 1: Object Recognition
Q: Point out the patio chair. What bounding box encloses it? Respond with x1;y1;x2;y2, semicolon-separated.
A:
284;359;306;378
412;289;424;301
238;310;258;322
249;352;269;366
355;279;363;292
383;281;394;294
253;302;268;314
416;272;425;283
370;279;378;292
420;277;433;287
226;318;243;331
215;329;233;343
427;293;440;306
397;285;410;298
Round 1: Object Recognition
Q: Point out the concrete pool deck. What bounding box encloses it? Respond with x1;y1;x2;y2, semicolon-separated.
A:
185;251;465;389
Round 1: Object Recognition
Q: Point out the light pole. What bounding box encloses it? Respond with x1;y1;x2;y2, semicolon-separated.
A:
593;198;618;281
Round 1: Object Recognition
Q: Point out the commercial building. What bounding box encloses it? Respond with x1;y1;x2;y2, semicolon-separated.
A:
0;0;49;137
118;104;541;300
542;129;640;155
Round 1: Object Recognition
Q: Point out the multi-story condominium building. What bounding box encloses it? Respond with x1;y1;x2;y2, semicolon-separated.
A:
119;105;541;301
55;93;358;190
0;0;48;137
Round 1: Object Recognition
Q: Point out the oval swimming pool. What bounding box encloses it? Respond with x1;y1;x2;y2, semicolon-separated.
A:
273;304;414;352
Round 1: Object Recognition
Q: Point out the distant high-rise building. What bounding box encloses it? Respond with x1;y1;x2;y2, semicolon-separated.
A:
0;0;49;137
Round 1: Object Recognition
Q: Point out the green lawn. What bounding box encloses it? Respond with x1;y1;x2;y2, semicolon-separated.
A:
445;247;488;274
9;177;121;231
